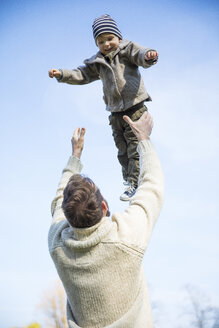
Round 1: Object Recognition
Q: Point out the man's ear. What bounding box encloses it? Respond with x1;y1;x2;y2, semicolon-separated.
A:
101;200;108;217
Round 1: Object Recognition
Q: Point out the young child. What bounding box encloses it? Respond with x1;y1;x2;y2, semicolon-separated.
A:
49;14;158;201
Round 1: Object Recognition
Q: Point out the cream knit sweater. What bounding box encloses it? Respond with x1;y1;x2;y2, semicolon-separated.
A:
48;140;164;328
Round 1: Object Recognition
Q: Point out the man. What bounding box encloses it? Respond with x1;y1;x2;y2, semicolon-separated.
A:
48;112;164;328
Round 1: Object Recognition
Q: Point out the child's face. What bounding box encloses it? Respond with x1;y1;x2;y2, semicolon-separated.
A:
96;33;121;55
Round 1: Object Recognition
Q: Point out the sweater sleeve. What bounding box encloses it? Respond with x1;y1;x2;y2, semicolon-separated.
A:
112;140;164;253
50;156;83;225
57;63;100;85
128;41;158;68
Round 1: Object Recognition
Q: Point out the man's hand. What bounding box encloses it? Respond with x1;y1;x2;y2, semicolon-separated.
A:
71;128;86;159
145;50;159;61
123;112;153;142
48;68;62;78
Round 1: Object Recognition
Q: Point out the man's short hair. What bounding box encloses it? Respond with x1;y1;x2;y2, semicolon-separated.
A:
62;174;104;228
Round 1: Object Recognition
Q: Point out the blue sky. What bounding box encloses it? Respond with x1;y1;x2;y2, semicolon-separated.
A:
1;0;219;327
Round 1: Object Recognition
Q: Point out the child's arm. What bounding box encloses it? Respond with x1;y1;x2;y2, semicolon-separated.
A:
127;41;159;68
48;64;99;85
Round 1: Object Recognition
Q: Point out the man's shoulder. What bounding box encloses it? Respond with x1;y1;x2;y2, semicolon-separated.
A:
48;220;69;252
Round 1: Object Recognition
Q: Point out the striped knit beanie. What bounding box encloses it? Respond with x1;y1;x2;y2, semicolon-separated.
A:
92;14;122;42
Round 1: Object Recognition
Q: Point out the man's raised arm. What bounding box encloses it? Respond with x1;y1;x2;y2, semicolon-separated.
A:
113;112;164;252
51;128;85;224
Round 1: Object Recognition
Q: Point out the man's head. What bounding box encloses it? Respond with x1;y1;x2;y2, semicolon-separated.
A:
92;14;122;53
62;174;110;228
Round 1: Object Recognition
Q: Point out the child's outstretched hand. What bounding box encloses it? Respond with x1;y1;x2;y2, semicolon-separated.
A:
48;68;62;78
145;51;159;61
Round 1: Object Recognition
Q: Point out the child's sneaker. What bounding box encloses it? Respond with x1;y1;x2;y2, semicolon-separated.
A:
120;184;136;201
